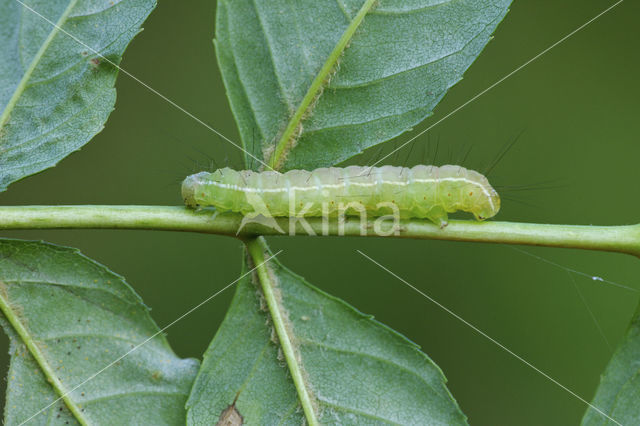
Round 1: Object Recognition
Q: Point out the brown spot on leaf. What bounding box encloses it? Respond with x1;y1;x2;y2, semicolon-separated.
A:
216;402;243;426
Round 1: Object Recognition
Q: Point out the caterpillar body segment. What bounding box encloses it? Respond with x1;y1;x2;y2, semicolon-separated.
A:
182;165;500;227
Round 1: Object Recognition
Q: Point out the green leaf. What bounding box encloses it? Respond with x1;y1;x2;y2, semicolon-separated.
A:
0;239;199;425
3;325;80;425
214;0;512;171
0;0;156;192
581;308;640;426
186;242;466;425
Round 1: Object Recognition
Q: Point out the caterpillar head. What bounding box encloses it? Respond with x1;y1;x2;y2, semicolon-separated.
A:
181;171;210;208
473;186;501;221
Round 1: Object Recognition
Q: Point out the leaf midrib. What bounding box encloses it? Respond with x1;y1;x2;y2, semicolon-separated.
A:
0;0;79;131
247;240;319;425
0;283;89;425
266;0;378;170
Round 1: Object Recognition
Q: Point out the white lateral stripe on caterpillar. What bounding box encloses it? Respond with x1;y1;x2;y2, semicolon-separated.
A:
202;176;496;212
182;165;501;226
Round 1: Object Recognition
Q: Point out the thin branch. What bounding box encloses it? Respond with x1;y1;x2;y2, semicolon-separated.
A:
0;205;639;258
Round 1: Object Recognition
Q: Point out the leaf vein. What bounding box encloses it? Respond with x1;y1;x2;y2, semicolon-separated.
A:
250;0;294;111
299;337;451;403
41;333;167;355
329;17;493;89
319;400;402;425
82;389;190;406
3;93;105;156
371;0;455;16
67;0;124;20
334;0;352;20
303;103;430;136
2;278;135;307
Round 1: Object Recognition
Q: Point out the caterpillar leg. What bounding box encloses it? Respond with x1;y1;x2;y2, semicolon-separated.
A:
425;208;449;229
236;212;285;235
194;206;219;222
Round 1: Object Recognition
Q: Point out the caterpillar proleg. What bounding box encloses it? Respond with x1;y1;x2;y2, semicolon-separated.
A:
182;165;500;227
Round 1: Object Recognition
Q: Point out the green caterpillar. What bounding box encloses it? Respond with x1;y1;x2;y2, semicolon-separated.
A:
182;165;500;227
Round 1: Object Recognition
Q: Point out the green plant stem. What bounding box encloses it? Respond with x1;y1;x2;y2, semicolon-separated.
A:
0;205;639;257
246;238;319;425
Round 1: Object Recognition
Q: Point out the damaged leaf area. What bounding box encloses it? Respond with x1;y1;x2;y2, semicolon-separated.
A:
0;239;199;425
214;0;512;171
216;400;244;426
186;242;466;425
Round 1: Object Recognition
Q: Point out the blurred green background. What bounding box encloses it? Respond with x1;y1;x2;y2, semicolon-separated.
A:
1;0;639;424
